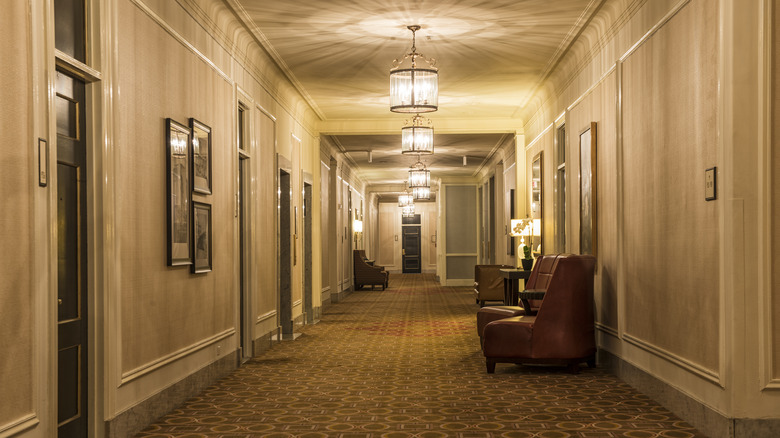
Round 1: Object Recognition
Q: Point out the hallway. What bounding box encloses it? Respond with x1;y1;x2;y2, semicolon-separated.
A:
137;274;703;437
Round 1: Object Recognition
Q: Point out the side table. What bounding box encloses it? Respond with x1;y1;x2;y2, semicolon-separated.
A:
499;268;532;306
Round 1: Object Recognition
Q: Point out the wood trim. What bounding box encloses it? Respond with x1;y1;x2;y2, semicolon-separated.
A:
120;329;235;385
0;414;39;436
622;333;722;386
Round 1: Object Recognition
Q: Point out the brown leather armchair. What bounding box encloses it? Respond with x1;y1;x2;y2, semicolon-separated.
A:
476;254;561;339
357;249;384;270
473;264;513;307
353;250;388;290
481;254;596;373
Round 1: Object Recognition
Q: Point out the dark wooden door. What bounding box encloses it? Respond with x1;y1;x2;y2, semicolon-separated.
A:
56;71;88;437
402;226;421;273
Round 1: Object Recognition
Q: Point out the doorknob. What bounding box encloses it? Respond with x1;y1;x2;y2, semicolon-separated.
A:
58;298;63;305
402;249;405;255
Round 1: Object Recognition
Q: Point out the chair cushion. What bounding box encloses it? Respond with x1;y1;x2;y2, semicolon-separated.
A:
476;306;526;337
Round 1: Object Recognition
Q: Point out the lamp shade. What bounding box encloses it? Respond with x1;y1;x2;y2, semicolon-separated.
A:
401;115;434;154
398;193;414;207
353;219;363;233
389;26;438;113
408;161;430;188
390;68;438;113
412;186;430;200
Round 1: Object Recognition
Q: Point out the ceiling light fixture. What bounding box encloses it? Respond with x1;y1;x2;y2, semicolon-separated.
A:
408;158;431;188
390;25;438;113
401;203;416;217
401;114;434;154
398;192;414;207
412;186;430;200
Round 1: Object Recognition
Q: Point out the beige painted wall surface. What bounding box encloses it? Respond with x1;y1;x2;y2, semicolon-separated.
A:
525;128;552;256
253;107;278;332
621;0;719;371
773;0;780;380
117;0;236;371
568;72;619;332
378;202;399;269
320;160;330;291
0;0;34;424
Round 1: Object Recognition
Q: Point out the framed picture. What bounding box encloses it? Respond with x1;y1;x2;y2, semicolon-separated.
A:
579;122;597;257
192;201;212;273
166;118;192;266
507;188;515;255
531;152;543;256
190;118;212;195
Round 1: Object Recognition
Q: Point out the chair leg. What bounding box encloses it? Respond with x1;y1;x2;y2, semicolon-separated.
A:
586;357;596;368
567;362;580;374
486;359;496;374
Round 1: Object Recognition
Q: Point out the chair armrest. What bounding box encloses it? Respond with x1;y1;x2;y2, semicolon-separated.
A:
518;289;546;300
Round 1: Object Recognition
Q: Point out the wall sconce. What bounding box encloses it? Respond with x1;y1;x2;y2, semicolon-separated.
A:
353;219;363;248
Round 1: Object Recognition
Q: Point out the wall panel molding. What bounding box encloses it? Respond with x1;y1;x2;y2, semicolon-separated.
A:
256;309;277;324
120;329;235;385
619;0;691;62
623;333;721;386
595;322;619;339
0;414;38;436
761;0;779;389
130;0;231;83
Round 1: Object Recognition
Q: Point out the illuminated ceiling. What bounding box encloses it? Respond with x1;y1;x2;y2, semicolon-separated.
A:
229;0;600;187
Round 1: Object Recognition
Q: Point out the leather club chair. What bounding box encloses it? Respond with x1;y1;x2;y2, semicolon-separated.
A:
476;254;561;340
357;249;385;271
473;264;514;307
481;254;597;373
353;250;388;290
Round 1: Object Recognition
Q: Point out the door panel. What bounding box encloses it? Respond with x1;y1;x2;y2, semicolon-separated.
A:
402;226;421;273
56;71;87;437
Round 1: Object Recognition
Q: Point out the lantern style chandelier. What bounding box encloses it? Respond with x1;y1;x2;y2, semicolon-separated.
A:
402;114;434;154
412;186;430;200
390;25;438;113
401;203;416;217
398;191;414;207
408;159;430;188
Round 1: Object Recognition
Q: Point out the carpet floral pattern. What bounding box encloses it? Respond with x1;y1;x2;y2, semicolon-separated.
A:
137;273;704;437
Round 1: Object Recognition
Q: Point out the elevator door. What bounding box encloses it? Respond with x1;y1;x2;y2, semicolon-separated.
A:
56;71;88;437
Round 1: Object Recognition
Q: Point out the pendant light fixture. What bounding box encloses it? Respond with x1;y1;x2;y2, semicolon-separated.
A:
408;158;431;189
390;25;438;113
412;186;430;200
398;191;414;207
401;114;434;154
401;203;416;217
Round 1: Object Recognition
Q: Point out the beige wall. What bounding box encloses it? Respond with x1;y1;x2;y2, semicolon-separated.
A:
621;0;719;371
0;0;34;430
0;0;331;428
521;0;780;426
567;71;619;340
772;0;780;382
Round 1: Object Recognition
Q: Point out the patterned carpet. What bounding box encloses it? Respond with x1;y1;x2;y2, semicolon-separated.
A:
137;273;705;437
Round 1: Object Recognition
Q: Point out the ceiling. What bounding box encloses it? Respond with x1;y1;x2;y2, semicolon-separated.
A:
231;0;599;189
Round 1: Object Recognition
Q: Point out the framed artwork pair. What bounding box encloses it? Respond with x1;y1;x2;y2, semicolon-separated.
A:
165;117;213;273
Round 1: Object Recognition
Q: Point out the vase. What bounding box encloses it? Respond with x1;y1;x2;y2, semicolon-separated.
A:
521;258;533;271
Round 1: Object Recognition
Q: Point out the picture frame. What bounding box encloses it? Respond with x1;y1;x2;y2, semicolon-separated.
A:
531;152;543;256
579;122;597;257
507;188;515;255
190;118;212;195
166;118;192;266
192;201;212;273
